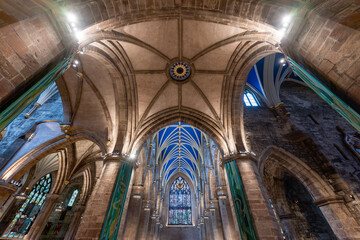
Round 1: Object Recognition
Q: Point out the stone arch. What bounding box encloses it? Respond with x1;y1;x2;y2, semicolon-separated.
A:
0;132;106;182
258;146;336;200
58;46;134;153
226;43;280;152
130;108;230;157
258;146;360;239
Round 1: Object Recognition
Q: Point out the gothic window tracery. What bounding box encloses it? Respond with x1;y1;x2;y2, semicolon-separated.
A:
168;176;192;225
2;174;52;239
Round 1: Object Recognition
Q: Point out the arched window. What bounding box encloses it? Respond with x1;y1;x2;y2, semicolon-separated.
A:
2;174;52;239
168;176;192;225
67;189;79;207
243;91;260;107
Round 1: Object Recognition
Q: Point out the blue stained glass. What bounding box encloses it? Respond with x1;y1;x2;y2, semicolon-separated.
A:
168;177;192;225
67;189;79;207
243;90;260;107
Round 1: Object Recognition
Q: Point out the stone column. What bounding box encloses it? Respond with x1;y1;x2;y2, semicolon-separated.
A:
122;185;144;239
0;181;18;220
222;153;282;240
147;210;157;240
75;158;123;240
208;200;225;240
24;193;60;240
216;186;238;240
154;217;161;240
204;210;213;240
137;200;151;239
64;205;86;240
315;197;360;239
199;217;206;240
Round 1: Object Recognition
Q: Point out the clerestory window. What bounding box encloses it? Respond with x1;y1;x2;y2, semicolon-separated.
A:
243;91;260;107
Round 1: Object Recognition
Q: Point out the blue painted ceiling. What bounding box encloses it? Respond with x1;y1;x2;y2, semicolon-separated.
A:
157;122;202;182
246;53;303;106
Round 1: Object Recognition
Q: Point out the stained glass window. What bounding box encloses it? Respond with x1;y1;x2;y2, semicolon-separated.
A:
2;174;52;239
67;189;79;207
168;177;192;225
243;91;260;107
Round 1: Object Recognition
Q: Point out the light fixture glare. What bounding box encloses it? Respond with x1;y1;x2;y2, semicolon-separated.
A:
66;12;77;23
75;31;84;41
282;15;291;24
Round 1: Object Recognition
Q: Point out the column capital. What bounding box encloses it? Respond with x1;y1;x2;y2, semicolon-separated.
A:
314;195;344;207
143;200;153;211
220;152;257;167
103;153;137;167
131;185;145;198
215;186;227;199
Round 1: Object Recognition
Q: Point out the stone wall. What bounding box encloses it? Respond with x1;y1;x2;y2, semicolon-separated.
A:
0;11;64;105
283;173;337;240
244;81;360;196
244;81;360;238
287;1;360;110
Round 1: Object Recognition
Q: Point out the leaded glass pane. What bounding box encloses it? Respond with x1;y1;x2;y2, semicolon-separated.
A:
67;189;79;207
244;91;260;107
2;174;52;239
168;177;192;225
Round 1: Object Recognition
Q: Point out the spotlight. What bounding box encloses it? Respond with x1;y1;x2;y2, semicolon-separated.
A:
280;58;285;64
72;64;77;68
129;154;136;160
66;12;77;23
79;49;84;54
282;63;286;66
74;60;79;65
75;31;84;41
282;15;291;25
277;28;286;39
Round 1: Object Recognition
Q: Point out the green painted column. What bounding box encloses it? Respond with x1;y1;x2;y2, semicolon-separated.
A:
100;162;133;240
288;58;360;132
224;160;257;240
0;55;72;132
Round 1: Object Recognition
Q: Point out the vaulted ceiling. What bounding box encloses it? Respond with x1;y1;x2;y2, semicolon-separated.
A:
59;14;280;154
156;122;203;184
2;0;358;158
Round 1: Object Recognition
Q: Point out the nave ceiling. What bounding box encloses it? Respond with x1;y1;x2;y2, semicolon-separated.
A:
59;15;280;155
